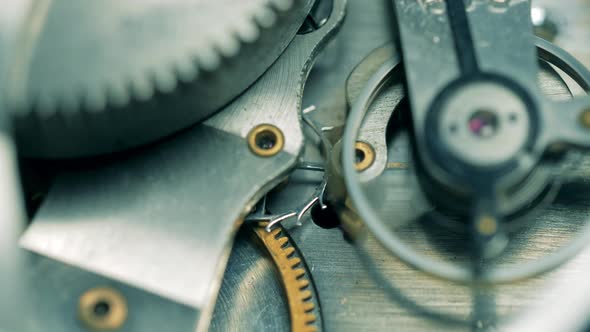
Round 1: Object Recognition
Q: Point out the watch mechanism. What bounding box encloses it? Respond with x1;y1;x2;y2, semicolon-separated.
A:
2;0;590;331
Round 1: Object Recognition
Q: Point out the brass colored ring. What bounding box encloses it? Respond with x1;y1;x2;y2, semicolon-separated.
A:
354;141;375;171
579;108;590;129
247;124;285;157
78;287;128;332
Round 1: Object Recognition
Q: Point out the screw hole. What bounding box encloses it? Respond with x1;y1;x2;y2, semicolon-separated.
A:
78;287;127;331
311;203;341;229
449;124;458;133
255;130;277;150
247;124;284;157
355;148;366;164
93;300;111;318
508;112;518;123
354;141;375;171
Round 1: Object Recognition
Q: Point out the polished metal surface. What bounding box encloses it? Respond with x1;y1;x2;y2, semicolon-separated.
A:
211;229;291;332
9;0;314;158
18;2;345;331
0;4;31;330
346;44;403;182
3;1;590;331
254;59;590;332
204;0;346;156
0;130;29;332
204;1;590;330
439;82;531;166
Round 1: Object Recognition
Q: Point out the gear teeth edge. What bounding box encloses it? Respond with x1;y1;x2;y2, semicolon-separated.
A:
269;0;295;12
254;6;279;29
277;236;289;247
293;268;306;278
302;302;314;312
284;246;296;257
130;71;155;103
299;290;312;301
104;79;126;109
271;228;282;237
147;0;294;103
254;222;320;332
289;257;302;267
298;279;310;288
19;0;297;115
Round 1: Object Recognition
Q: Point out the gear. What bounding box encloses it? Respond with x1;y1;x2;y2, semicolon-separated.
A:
8;0;314;158
254;223;319;332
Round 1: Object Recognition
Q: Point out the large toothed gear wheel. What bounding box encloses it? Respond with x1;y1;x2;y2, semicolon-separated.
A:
8;0;314;158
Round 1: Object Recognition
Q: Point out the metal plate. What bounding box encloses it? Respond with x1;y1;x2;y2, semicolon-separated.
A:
10;0;314;158
17;1;346;330
209;1;590;331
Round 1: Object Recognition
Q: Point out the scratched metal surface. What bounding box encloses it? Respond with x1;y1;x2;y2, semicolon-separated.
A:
211;1;590;331
534;0;590;96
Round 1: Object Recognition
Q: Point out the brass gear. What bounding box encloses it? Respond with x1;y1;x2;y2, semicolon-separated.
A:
254;223;319;332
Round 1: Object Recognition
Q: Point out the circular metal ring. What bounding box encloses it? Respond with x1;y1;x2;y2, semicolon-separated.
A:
78;287;128;332
579;108;590;129
354;141;376;171
247;124;285;157
342;37;590;285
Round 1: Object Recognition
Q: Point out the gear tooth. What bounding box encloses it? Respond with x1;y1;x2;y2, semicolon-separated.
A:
299;290;312;301
216;30;241;58
254;7;277;30
302;302;315;312
270;0;294;12
289;257;301;267
283;246;295;257
84;85;107;113
235;17;262;43
154;67;178;94
277;237;289;246
298;278;309;289
305;325;318;332
197;45;222;72
270;228;282;237
131;75;155;103
107;80;130;109
304;313;317;324
175;57;198;84
293;268;305;278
